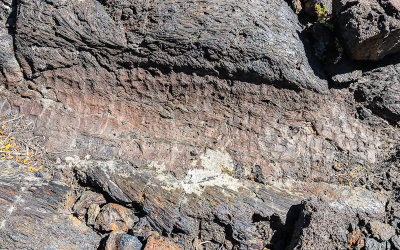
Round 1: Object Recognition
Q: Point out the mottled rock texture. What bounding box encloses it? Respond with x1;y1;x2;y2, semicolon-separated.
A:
0;0;400;249
0;0;398;183
73;190;106;216
73;159;390;249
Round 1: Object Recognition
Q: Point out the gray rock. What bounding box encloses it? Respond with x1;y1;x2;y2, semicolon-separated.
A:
13;0;328;92
105;231;142;250
354;60;400;124
287;195;387;249
369;221;396;241
0;160;101;249
392;235;400;249
365;238;390;250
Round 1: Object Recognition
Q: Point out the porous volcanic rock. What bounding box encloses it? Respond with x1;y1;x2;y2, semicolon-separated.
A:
287;195;387;249
13;0;327;92
353;56;400;124
335;0;400;60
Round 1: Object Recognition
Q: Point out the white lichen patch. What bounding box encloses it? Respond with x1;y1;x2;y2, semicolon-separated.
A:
180;169;243;196
148;161;166;173
199;148;234;172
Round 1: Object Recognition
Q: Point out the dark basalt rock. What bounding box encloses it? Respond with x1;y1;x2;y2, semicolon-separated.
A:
335;0;400;60
0;160;101;249
354;58;400;124
13;0;328;92
74;159;389;249
287;196;387;249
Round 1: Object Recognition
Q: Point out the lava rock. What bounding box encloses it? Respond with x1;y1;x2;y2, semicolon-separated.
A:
369;221;396;241
95;203;139;232
73;190;106;217
336;0;400;60
392;235;400;249
87;203;101;226
347;230;365;249
0;160;101;249
144;232;181;250
105;231;142;250
365;238;390;250
13;0;328;92
287;194;386;249
354;60;400;124
132;218;154;239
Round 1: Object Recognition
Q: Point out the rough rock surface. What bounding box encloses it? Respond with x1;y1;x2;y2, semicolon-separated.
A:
287;197;386;249
105;231;143;250
353;56;400;124
73;190;107;216
0;160;101;249
73;159;390;249
14;0;327;92
369;221;396;241
0;0;399;248
336;0;400;60
95;203;139;232
0;0;397;183
144;233;181;250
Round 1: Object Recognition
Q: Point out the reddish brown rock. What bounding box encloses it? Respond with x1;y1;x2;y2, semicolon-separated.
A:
144;233;181;250
73;190;106;217
347;230;365;249
95;203;139;232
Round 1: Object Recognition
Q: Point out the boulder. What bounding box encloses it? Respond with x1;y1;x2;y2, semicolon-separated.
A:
369;221;396;241
287;191;387;249
73;190;107;217
353;58;400;124
335;0;400;60
95;203;139;232
105;231;143;250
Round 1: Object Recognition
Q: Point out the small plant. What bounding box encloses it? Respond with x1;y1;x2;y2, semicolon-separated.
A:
315;3;328;23
220;165;233;175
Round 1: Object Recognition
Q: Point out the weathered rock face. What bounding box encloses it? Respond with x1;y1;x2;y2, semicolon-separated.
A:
95;203;139;232
14;0;327;92
0;0;400;248
0;0;397;182
73;190;107;216
0;160;101;249
71;159;391;249
335;0;400;60
353;56;400;124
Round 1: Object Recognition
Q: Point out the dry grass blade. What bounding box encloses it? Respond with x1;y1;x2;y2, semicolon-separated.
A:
0;112;47;172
